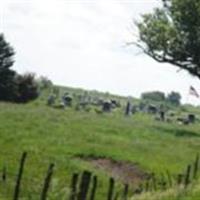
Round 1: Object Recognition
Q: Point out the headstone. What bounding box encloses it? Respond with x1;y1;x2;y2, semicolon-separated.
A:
125;101;132;116
47;94;56;106
147;105;157;114
160;111;165;121
188;114;195;123
62;93;72;106
102;101;112;112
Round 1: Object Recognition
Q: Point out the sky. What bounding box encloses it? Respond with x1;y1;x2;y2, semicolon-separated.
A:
1;0;200;105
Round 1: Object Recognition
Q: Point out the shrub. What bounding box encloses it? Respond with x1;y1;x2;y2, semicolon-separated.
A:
14;73;39;103
37;76;53;90
141;91;165;102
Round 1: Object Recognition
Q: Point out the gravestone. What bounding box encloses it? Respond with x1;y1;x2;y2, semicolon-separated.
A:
47;94;56;106
125;101;132;116
102;101;112;112
188;114;195;123
62;93;73;106
160;111;165;121
147;105;157;114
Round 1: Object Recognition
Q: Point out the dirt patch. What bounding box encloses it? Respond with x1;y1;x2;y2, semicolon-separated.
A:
80;156;150;186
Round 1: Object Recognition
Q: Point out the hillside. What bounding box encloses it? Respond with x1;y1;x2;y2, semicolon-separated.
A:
0;87;200;199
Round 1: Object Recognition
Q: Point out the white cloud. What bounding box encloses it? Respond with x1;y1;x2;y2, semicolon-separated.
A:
1;0;200;105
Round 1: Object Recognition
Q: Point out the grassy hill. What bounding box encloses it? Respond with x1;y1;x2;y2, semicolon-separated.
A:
1;87;200;199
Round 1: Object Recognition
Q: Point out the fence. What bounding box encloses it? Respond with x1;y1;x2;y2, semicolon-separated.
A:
0;152;199;200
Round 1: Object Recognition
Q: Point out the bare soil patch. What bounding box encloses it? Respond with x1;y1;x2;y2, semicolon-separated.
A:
79;156;150;186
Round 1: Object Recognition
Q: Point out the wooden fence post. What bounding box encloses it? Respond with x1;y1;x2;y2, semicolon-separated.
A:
107;177;115;200
13;152;27;200
69;173;79;200
177;174;183;185
77;170;92;200
89;175;97;200
2;165;6;182
122;184;129;200
40;163;55;200
193;153;199;179
184;165;191;187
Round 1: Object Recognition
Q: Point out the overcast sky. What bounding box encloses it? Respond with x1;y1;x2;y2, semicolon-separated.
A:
1;0;200;104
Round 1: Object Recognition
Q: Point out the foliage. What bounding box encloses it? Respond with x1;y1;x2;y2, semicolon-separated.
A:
0;34;17;101
167;91;181;106
136;0;200;78
0;34;39;103
52;86;60;98
141;91;165;102
37;76;53;90
14;73;39;103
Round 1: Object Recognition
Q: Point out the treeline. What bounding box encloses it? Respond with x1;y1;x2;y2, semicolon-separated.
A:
0;34;52;103
141;91;181;106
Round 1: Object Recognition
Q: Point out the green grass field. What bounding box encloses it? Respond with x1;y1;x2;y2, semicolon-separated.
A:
1;91;200;199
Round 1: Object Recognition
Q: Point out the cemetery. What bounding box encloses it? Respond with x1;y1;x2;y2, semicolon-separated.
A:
2;0;200;199
0;84;200;199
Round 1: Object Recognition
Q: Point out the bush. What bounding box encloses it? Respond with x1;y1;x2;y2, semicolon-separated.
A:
141;91;165;102
14;73;39;103
37;76;53;90
167;91;181;106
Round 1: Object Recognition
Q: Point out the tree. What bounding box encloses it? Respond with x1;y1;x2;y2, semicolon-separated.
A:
136;0;200;78
141;91;165;102
0;34;17;101
14;73;39;103
167;91;181;105
37;76;53;90
0;34;39;103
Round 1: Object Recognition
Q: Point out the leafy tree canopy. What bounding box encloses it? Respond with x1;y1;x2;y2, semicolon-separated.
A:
141;91;165;102
167;91;181;105
136;0;200;78
0;34;16;101
15;73;39;103
0;33;39;103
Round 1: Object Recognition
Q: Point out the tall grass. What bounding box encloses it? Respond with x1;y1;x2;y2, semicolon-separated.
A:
0;95;200;199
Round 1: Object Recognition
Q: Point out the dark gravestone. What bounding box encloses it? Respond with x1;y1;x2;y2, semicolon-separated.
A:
160;111;165;121
147;105;157;114
63;95;72;106
188;114;195;123
125;101;131;116
102;101;112;112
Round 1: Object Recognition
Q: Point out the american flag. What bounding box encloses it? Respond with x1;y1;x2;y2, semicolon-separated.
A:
189;86;199;98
